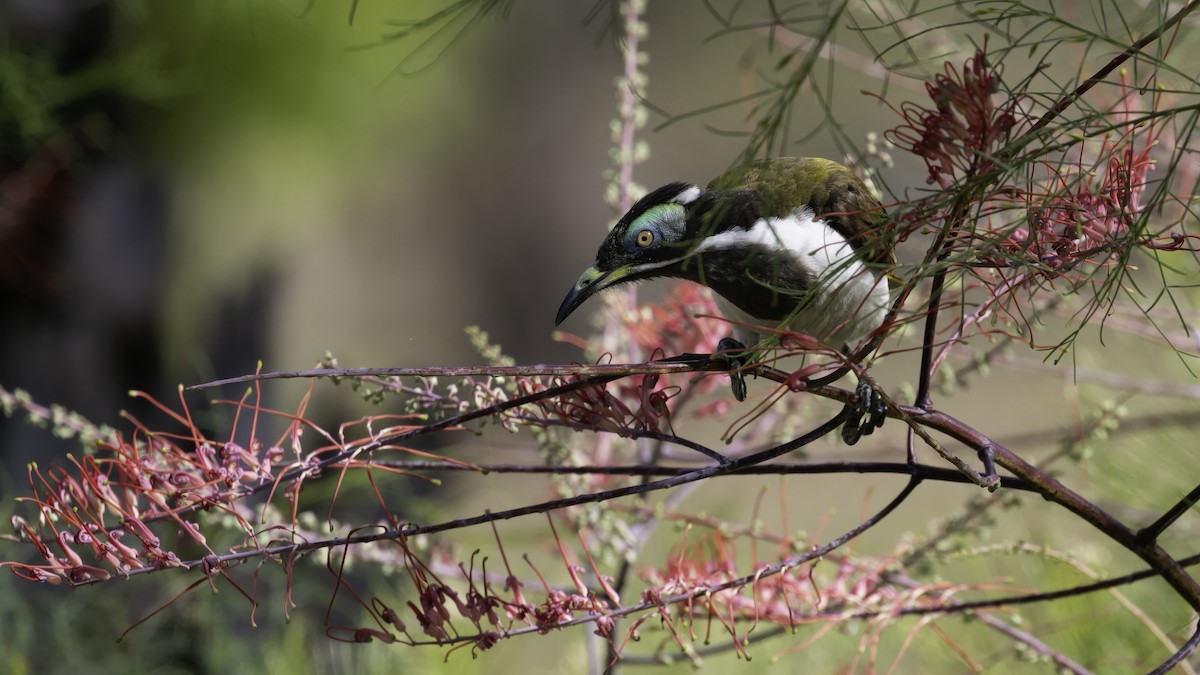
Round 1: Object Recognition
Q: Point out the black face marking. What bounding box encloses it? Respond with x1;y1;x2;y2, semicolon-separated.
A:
591;185;775;289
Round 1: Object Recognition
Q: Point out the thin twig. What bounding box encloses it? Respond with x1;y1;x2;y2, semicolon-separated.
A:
187;360;724;391
360;458;1038;491
1150;624;1200;675
972;613;1093;675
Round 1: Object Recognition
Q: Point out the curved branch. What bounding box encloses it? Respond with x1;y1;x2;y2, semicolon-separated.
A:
362;458;1038;490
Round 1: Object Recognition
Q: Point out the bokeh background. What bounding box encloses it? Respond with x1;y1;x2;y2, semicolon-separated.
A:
3;1;1199;673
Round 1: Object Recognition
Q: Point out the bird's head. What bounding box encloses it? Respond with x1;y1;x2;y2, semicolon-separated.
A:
555;182;703;326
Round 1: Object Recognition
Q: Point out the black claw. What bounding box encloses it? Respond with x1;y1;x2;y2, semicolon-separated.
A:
714;337;749;402
841;416;863;445
716;337;745;356
840;376;887;445
729;372;747;402
867;385;888;432
861;420;878;437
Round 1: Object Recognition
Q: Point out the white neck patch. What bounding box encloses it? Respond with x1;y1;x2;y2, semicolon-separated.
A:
671;185;702;205
695;209;889;348
693;208;845;279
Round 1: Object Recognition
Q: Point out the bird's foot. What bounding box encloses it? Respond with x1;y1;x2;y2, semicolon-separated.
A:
715;337;749;402
840;376;888;445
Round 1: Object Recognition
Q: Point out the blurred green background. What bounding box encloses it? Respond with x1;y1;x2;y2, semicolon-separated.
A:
2;1;1199;673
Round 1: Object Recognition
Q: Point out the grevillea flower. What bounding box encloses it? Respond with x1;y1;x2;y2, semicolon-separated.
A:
993;78;1192;273
883;43;1025;187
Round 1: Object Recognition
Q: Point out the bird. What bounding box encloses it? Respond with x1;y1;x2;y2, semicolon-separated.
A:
555;157;895;444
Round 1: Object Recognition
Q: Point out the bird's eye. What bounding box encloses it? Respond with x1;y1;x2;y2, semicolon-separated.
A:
635;230;655;247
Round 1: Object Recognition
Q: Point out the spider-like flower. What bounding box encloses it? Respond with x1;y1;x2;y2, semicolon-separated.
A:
884;44;1023;187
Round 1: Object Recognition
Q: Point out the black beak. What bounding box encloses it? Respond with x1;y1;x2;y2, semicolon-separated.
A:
555;265;613;326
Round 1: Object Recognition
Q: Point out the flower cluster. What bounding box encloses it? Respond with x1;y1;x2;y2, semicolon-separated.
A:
879;46;1198;352
4;392;304;585
885;44;1025;187
636;528;986;666
528;373;677;436
327;521;622;655
991;82;1192;273
525;281;731;438
624;282;725;366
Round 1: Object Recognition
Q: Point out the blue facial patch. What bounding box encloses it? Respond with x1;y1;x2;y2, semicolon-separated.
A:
624;203;686;252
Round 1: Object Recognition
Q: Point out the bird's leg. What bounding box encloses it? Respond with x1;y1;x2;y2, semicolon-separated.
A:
715;337;749;402
840;373;888;445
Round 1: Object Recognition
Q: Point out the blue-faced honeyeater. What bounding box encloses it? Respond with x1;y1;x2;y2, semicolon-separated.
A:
555;157;895;443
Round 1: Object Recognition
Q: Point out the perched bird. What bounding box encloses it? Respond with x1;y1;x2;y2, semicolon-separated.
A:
555;157;895;443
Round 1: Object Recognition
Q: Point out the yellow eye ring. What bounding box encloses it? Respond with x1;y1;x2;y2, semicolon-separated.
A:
635;230;654;247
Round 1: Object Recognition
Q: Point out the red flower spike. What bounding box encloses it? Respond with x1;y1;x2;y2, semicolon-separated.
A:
884;42;1025;187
